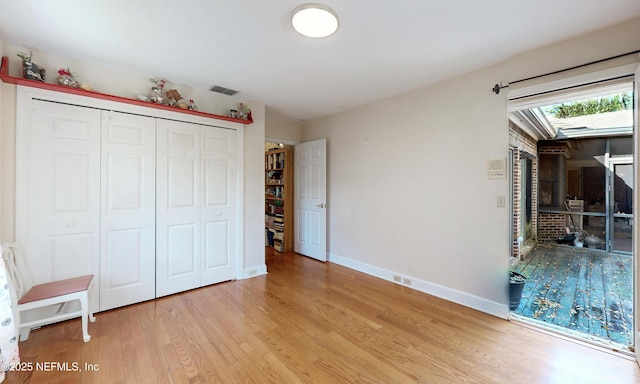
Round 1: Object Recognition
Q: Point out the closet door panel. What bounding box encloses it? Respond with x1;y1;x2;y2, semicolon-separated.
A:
203;221;229;268
200;128;237;285
25;100;101;312
48;233;94;280
29;102;101;279
156;119;201;297
100;112;156;310
168;157;197;207
167;223;197;275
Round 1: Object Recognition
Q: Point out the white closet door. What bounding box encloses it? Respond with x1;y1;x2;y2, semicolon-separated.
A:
100;111;156;310
25;100;101;312
200;128;237;285
156;119;201;297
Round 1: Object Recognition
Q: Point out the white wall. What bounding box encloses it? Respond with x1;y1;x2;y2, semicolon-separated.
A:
302;17;640;318
265;106;302;143
0;84;16;243
243;102;267;276
1;45;243;118
0;44;267;278
303;64;510;317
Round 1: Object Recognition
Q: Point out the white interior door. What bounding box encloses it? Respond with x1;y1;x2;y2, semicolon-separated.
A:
22;100;101;313
294;139;327;261
156;119;201;297
200;127;237;285
100;111;156;310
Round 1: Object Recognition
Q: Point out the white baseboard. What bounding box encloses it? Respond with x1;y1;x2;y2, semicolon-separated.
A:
328;252;509;319
242;264;268;279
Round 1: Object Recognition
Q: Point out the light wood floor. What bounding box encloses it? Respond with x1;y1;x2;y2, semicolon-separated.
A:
10;250;640;383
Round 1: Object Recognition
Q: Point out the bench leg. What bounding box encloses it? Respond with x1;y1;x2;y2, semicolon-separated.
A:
19;327;31;341
80;293;91;342
15;310;31;341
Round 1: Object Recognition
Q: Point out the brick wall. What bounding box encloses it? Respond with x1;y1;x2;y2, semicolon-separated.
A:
538;142;570;158
512;150;521;257
508;125;537;155
509;124;538;258
538;212;567;243
531;160;538;241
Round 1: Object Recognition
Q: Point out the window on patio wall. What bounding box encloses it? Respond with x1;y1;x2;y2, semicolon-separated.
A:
538;154;558;207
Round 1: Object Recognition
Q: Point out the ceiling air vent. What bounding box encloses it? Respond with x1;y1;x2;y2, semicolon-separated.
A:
209;85;239;96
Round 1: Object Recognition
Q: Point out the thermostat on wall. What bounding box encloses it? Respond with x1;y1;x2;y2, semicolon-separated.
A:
488;157;506;179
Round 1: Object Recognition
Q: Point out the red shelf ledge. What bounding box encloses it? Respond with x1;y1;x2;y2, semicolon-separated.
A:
0;56;252;125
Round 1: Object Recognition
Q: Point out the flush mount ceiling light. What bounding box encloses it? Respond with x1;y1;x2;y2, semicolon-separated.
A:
291;3;339;38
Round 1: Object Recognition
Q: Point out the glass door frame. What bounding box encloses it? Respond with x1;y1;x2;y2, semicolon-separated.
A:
608;155;634;253
520;156;533;243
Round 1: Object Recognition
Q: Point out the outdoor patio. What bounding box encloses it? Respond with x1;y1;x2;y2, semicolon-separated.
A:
511;244;633;351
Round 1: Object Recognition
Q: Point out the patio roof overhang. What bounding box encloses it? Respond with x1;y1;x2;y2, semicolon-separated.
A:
509;107;633;141
509;109;558;140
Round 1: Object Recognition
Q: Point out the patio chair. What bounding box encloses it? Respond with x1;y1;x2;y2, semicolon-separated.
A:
1;242;96;342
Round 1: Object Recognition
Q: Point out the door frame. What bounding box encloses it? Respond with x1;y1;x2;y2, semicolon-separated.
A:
608;156;633;253
507;63;639;361
633;64;639;365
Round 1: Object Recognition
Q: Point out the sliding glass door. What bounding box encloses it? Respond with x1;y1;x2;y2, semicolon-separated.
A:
610;159;633;253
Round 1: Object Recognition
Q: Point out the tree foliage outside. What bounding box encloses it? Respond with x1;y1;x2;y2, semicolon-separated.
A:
546;92;633;118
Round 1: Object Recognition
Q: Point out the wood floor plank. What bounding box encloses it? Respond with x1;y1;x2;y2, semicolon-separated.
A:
587;252;610;340
7;250;640;383
526;248;560;319
517;249;551;315
613;253;634;330
573;251;594;337
544;251;571;325
554;250;580;329
601;253;630;342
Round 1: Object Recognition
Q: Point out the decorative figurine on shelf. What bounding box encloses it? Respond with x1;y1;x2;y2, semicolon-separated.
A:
149;78;166;104
165;89;182;107
17;51;45;82
56;68;79;88
78;82;92;91
238;102;251;120
188;99;197;111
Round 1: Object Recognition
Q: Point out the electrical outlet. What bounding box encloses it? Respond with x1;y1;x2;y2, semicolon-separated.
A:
393;275;402;283
402;278;412;286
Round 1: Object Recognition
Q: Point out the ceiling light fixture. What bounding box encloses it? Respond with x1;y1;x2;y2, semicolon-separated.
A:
291;3;339;38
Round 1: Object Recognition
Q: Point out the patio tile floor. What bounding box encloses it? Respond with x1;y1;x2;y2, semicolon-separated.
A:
511;244;633;350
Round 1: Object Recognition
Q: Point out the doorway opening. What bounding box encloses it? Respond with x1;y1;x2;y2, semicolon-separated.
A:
509;79;635;353
264;138;328;262
265;141;294;255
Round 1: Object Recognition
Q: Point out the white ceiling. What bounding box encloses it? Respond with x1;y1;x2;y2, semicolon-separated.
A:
1;0;640;121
